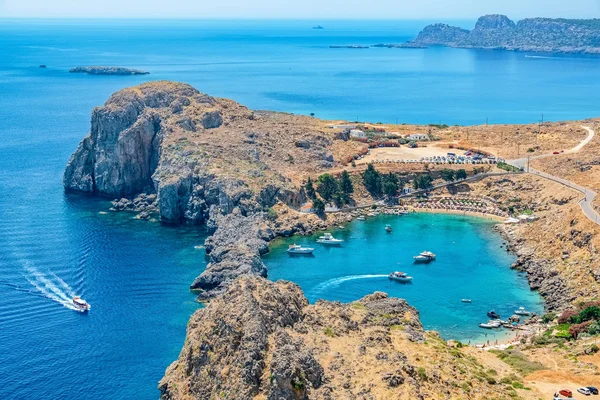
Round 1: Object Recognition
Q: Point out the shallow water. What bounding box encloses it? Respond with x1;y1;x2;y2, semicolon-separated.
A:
264;213;544;343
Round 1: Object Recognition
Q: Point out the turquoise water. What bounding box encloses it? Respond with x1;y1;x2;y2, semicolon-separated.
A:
264;213;544;343
0;18;588;399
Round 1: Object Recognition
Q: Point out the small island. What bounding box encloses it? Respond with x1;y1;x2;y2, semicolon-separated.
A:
312;25;324;30
69;66;150;76
372;43;428;49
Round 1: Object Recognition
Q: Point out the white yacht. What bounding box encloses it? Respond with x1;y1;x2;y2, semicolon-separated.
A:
287;244;315;255
514;307;531;316
316;233;343;246
413;251;436;263
388;271;413;283
72;296;91;312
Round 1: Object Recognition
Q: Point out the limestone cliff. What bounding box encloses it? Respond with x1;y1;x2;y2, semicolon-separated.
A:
159;277;515;400
411;14;600;53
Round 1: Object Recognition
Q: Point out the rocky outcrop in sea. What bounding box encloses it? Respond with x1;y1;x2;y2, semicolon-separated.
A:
410;14;600;54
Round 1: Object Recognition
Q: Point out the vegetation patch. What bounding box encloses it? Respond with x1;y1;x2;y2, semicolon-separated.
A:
489;349;546;375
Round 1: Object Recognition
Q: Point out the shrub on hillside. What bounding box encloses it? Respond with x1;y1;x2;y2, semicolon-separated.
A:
558;309;577;324
569;321;593;339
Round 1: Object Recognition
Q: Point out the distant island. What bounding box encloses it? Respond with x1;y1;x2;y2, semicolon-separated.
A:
312;25;324;30
408;14;600;54
373;43;428;49
329;45;369;49
69;66;150;75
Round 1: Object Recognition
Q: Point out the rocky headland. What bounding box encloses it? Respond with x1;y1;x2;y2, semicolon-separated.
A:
69;66;150;75
409;14;600;54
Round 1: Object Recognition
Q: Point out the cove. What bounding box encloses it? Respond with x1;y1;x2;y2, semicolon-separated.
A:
263;212;544;343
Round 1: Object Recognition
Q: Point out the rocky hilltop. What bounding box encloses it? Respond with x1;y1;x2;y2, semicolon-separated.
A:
411;14;600;53
69;66;150;75
64;81;344;298
159;277;515;400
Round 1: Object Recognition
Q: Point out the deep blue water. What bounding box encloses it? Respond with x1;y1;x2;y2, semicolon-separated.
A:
0;18;592;399
264;213;544;343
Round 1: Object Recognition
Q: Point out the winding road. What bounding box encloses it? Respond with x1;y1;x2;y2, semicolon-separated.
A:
508;125;599;225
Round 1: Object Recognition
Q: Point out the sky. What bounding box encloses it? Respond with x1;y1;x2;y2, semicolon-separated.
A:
1;0;599;19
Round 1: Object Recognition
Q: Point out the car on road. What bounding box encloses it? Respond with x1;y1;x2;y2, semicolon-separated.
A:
560;389;574;397
553;151;560;154
578;387;591;396
587;387;598;395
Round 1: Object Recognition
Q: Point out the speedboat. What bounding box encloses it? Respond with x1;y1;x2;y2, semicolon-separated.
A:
388;271;413;283
287;244;314;255
316;233;343;246
356;216;366;221
72;296;91;312
479;320;501;329
514;307;531;316
419;251;436;259
461;299;472;303
487;310;500;319
385;224;392;232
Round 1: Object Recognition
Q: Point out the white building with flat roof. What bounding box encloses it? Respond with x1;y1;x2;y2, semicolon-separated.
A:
350;129;366;139
407;133;428;141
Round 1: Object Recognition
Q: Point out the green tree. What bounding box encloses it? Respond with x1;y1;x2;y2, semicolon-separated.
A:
316;174;338;202
440;168;455;182
413;174;433;190
305;177;316;200
362;163;381;195
456;169;468;180
382;173;399;198
312;198;325;217
332;193;345;209
339;170;354;197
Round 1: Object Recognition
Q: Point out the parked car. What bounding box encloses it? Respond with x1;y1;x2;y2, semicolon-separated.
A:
553;151;560;154
578;387;592;396
587;387;598;395
560;389;574;397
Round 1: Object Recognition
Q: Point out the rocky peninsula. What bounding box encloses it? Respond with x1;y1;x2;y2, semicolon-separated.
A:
409;14;600;54
64;82;600;398
69;66;150;75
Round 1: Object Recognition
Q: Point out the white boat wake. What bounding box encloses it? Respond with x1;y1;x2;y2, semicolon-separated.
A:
24;265;79;311
310;274;388;294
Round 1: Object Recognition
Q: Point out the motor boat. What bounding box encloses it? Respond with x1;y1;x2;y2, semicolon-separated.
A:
385;224;392;232
287;244;315;255
487;310;500;319
316;233;343;246
413;251;435;263
514;307;531;316
356;216;366;221
388;271;413;283
72;296;91;312
461;299;472;303
479;320;501;329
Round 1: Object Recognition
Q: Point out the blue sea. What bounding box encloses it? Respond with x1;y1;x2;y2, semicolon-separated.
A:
0;19;596;399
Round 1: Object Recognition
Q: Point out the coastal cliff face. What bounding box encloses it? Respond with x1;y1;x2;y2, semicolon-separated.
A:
412;14;600;53
160;277;515;400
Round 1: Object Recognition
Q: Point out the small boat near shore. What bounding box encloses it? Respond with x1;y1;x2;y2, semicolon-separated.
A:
388;271;413;283
72;296;91;312
487;310;500;319
287;244;315;254
356;216;366;221
385;224;392;232
461;299;472;303
514;307;531;316
316;233;343;246
478;320;501;329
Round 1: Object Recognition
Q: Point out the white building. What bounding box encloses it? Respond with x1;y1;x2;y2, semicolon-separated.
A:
350;129;366;139
407;133;428;141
